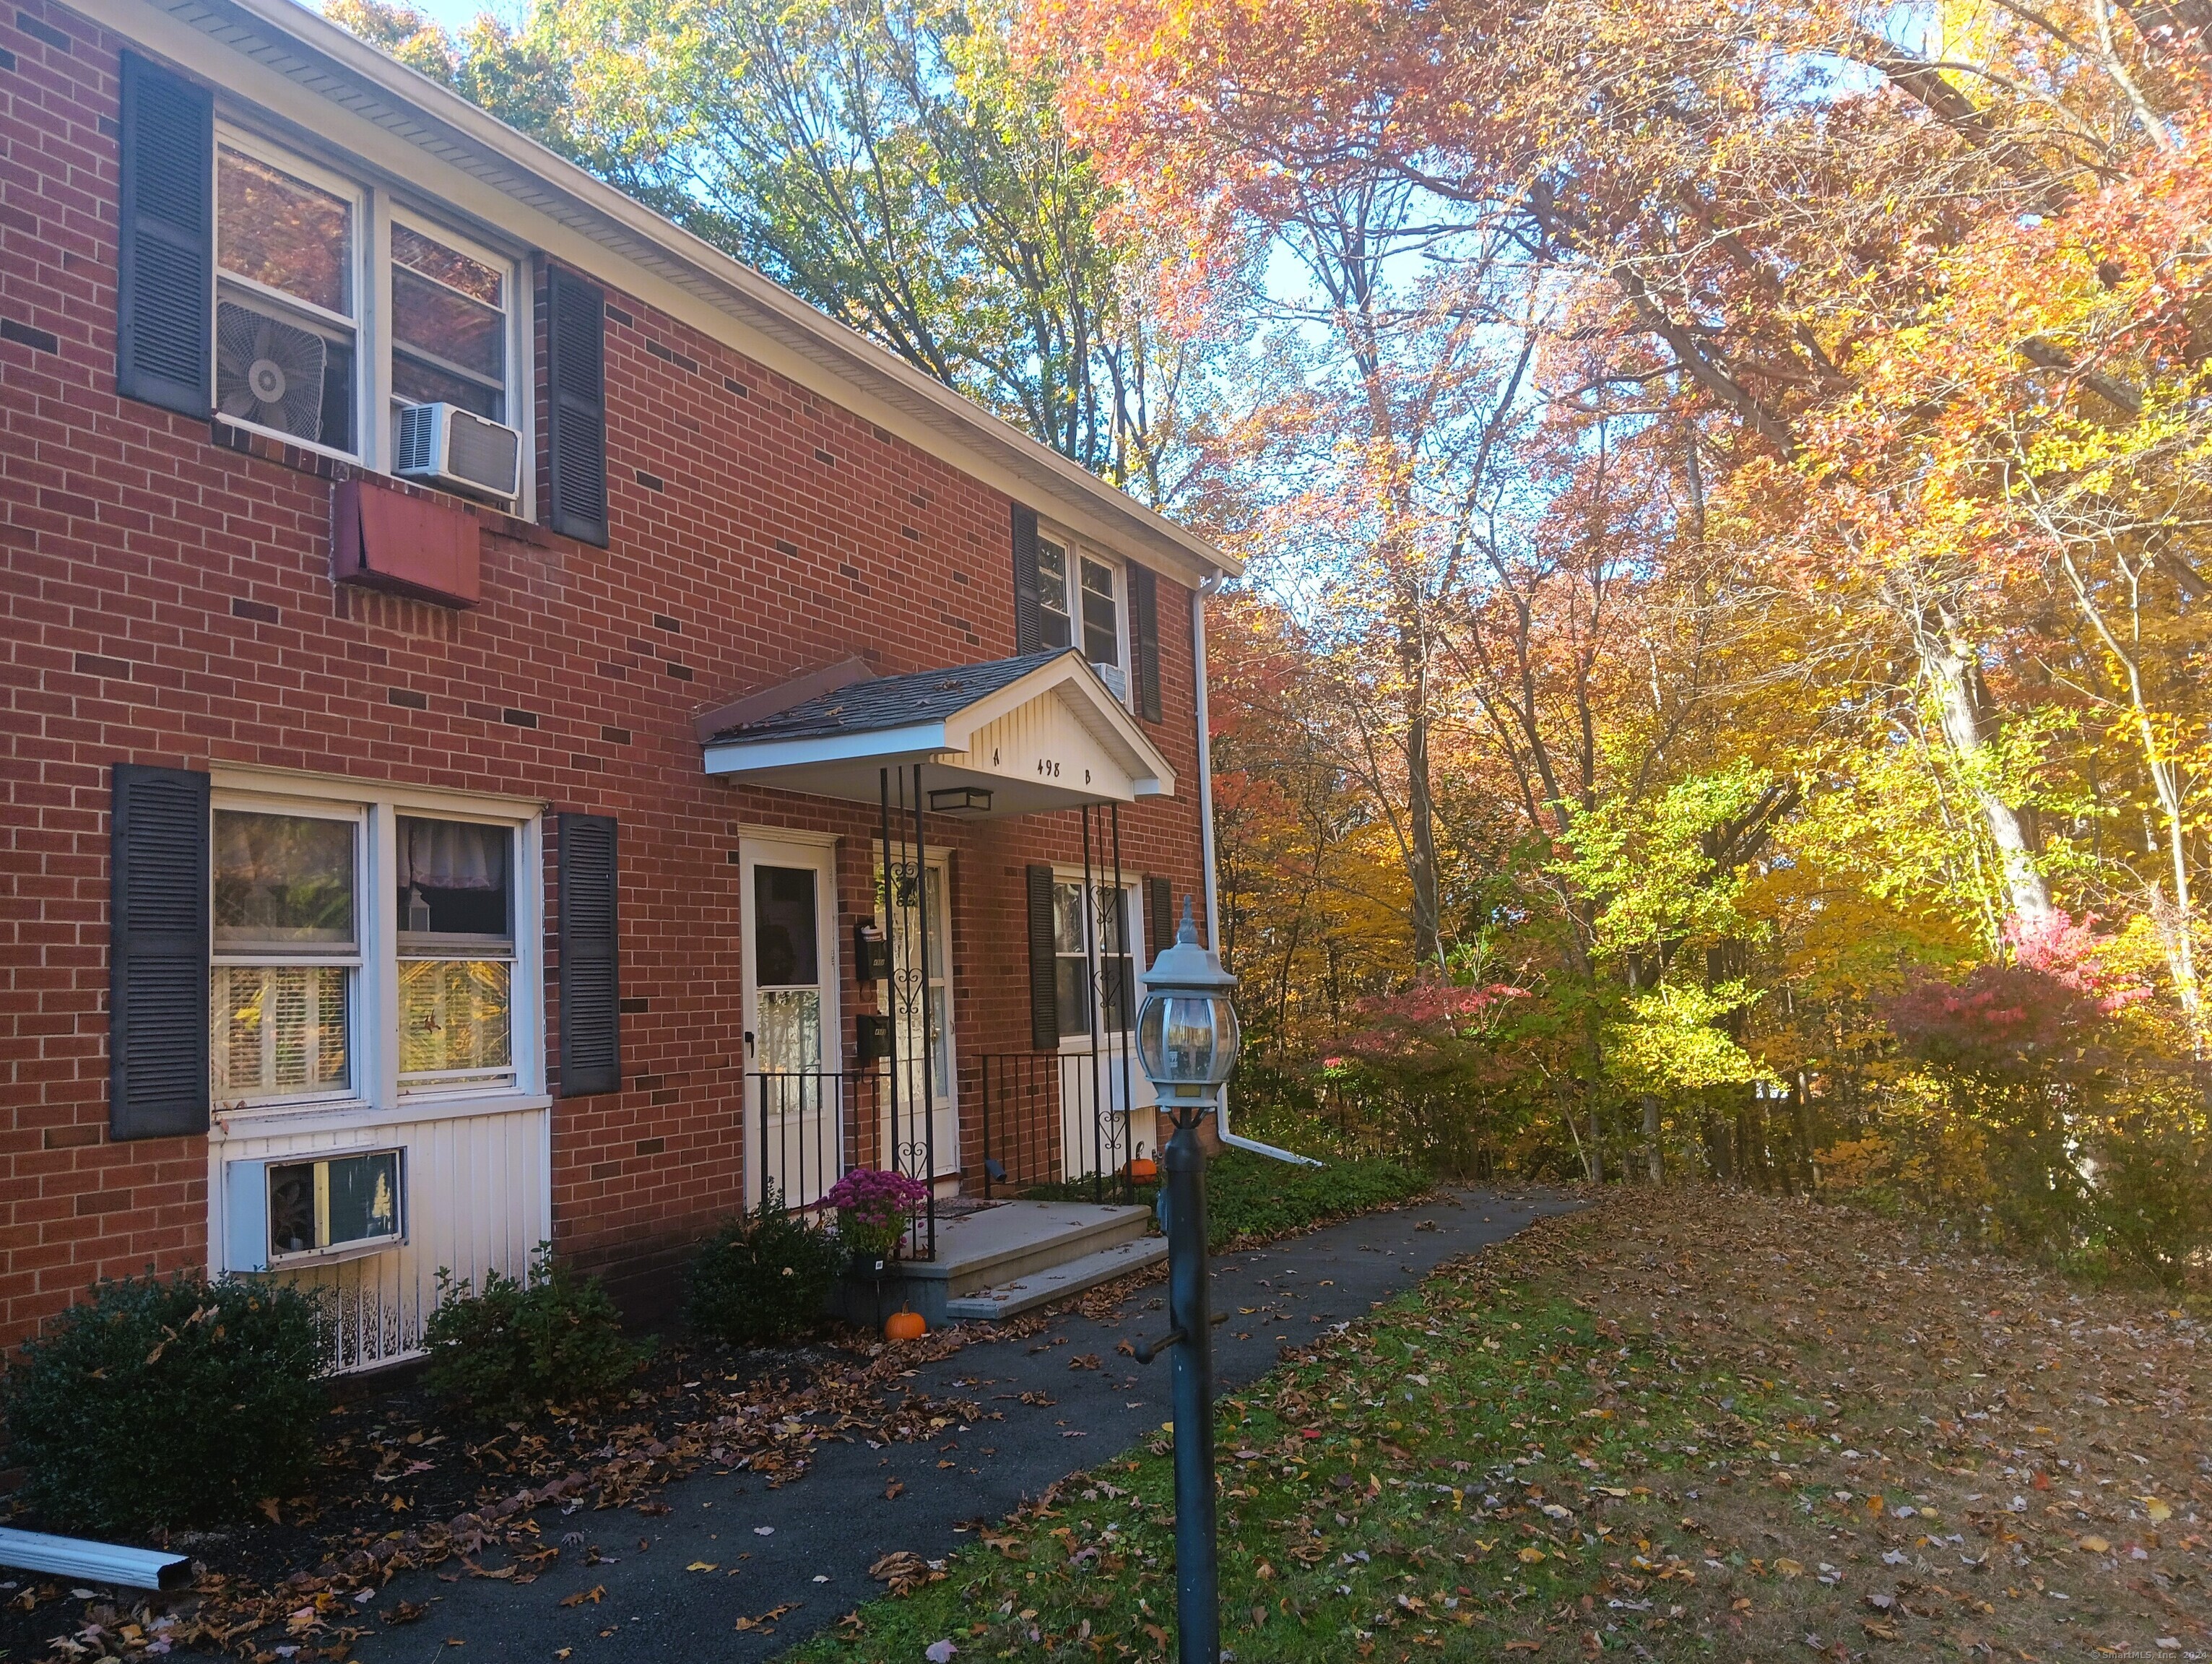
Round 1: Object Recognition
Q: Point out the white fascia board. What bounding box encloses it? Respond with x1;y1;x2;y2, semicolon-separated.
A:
701;722;953;776
92;0;1239;592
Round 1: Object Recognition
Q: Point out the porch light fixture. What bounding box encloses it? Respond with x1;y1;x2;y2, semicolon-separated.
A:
1130;896;1242;1664
927;785;993;816
1135;898;1241;1104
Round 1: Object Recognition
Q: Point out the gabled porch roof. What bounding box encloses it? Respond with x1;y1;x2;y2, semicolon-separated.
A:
698;649;1176;815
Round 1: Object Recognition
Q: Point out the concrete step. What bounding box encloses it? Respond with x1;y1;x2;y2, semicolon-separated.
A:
903;1201;1154;1298
944;1234;1168;1321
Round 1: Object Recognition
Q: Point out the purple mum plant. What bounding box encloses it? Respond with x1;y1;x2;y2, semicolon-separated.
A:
825;1166;928;1260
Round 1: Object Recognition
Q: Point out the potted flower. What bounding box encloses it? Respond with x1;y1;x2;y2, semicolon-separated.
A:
824;1166;929;1275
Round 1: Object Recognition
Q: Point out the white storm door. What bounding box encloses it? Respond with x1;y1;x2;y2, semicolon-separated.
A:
877;850;959;1179
740;837;841;1209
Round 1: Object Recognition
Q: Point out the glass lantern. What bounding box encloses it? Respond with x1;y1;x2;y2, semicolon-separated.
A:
1135;898;1241;1105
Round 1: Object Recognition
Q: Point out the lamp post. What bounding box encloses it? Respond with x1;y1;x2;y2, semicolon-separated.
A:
1133;898;1241;1664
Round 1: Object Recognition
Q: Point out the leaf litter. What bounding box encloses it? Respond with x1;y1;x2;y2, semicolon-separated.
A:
784;1189;2209;1662
4;1283;1135;1664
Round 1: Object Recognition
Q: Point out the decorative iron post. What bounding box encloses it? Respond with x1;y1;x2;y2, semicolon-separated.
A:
1132;900;1241;1664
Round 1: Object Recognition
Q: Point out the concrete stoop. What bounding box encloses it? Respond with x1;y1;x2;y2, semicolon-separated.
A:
838;1200;1161;1326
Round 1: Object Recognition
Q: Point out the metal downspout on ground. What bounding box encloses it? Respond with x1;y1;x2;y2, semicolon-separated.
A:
1192;576;1322;1169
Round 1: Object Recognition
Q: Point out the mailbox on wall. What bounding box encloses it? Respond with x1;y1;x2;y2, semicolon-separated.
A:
855;1013;893;1064
854;919;893;982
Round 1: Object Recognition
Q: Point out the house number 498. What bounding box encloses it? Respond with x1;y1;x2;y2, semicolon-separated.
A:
1036;758;1061;778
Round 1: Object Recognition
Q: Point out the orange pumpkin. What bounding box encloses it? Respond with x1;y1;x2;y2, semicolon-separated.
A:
1127;1158;1159;1182
884;1309;927;1342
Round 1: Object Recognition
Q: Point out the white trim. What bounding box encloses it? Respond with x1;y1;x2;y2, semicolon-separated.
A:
211;1091;555;1142
89;0;1238;589
706;722;950;776
209;763;548;817
701;654;1176;800
732;823;841;849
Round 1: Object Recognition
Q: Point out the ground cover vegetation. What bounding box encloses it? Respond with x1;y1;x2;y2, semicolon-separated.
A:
789;1189;2210;1663
326;0;2212;1276
1022;1147;1432;1248
0;1161;1423;1663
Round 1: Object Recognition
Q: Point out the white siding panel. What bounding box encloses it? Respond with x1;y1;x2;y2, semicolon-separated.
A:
210;1103;548;1372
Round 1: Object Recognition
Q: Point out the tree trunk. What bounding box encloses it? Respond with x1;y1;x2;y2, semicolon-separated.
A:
1920;629;2058;931
1641;1095;1663;1184
1400;607;1444;968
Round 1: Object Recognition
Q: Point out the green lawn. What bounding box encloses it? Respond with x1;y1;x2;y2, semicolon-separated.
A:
786;1207;1820;1662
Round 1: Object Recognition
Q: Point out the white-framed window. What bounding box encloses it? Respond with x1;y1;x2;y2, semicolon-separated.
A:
388;212;513;436
214;134;363;457
209;127;529;498
1052;875;1136;1044
211;802;361;1104
209;779;542;1115
266;1148;404;1261
1037;531;1130;702
396;813;517;1093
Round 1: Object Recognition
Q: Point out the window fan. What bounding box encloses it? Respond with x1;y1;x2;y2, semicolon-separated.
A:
217;300;328;441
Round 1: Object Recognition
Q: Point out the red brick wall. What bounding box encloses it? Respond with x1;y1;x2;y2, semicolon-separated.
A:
0;0;1208;1342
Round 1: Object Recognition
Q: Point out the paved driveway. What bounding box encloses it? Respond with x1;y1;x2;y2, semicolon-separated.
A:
344;1187;1575;1664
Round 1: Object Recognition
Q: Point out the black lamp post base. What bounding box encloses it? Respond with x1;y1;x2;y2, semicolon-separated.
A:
1163;1109;1220;1664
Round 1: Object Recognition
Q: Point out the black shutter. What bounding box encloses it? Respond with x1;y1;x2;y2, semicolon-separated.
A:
1129;564;1162;721
1025;862;1058;1051
558;813;621;1096
1012;503;1043;654
110;762;210;1140
1145;875;1174;962
547;268;610;547
116;53;212;417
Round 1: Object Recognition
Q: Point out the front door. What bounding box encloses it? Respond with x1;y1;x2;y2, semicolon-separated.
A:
740;837;840;1209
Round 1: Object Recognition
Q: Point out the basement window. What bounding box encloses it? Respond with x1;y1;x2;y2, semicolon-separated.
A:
267;1148;403;1259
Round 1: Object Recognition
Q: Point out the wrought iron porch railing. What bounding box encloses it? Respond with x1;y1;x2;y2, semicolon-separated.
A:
744;1069;937;1261
970;1044;1153;1205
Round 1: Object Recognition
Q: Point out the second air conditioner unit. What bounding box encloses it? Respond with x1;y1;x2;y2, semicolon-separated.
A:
396;402;522;503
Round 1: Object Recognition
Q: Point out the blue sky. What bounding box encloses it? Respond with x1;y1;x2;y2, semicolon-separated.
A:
307;0;513;37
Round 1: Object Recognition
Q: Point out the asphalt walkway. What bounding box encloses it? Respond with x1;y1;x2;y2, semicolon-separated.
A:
345;1187;1574;1664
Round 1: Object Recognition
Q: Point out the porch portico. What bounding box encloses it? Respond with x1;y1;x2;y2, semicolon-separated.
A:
699;650;1178;1282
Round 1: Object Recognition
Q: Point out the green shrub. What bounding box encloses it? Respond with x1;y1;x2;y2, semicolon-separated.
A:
4;1270;329;1532
423;1247;647;1422
687;1186;843;1346
1203;1148;1431;1246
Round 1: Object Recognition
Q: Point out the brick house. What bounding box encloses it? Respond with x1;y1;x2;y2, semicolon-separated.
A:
0;0;1241;1365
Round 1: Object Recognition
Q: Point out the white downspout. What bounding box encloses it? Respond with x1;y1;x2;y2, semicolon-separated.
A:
1193;576;1323;1167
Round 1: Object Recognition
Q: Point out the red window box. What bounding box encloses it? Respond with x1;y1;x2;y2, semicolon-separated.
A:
332;477;481;607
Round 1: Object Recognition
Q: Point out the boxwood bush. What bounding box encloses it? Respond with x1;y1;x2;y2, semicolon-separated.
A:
4;1270;329;1533
688;1186;843;1346
423;1247;647;1422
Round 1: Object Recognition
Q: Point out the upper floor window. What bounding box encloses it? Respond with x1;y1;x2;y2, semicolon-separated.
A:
1037;533;1127;699
216;142;359;454
207;129;524;483
391;220;509;425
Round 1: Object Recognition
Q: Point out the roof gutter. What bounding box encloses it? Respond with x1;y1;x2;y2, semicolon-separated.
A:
1191;578;1322;1169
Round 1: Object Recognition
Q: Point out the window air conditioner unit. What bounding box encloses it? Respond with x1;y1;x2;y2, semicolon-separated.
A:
1093;662;1128;701
224;1148;405;1272
396;402;521;503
